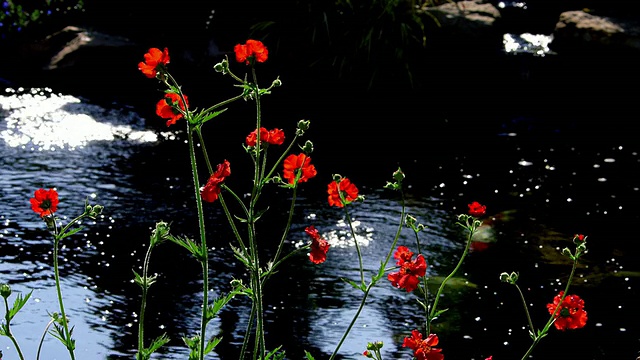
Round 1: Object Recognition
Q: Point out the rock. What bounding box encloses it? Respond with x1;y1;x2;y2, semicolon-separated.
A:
421;0;501;36
552;10;640;53
1;25;158;107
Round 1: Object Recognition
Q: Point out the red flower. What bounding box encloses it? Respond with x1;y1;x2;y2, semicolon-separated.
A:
283;154;317;184
468;201;486;217
574;234;586;242
234;39;268;64
138;47;170;78
546;291;588;331
327;177;359;208
156;93;189;127
201;160;231;203
403;330;444;360
30;188;59;217
485;357;493;360
305;226;330;264
388;246;427;292
246;127;285;147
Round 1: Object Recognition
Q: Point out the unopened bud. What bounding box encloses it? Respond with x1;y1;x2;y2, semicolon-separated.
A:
302;140;314;154
0;283;11;298
272;78;282;87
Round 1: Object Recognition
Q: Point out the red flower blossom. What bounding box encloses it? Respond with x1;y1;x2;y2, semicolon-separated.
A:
574;234;586;242
403;330;444;360
468;201;486;217
246;127;285;147
547;291;588;331
138;47;170;78
305;226;330;264
156;93;189;127
327;177;359;208
283;154;317;184
234;39;268;64
485;357;493;360
30;188;59;217
388;246;427;292
201;160;231;203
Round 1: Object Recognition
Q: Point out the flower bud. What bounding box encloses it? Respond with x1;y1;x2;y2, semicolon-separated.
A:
332;174;343;182
301;140;314;154
271;78;282;87
561;247;572;257
500;271;518;284
213;59;229;74
393;168;405;182
297;119;310;132
0;283;11;298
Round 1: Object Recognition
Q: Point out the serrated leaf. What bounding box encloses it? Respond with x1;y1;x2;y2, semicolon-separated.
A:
341;277;365;292
204;336;222;354
58;226;84;240
8;290;32;320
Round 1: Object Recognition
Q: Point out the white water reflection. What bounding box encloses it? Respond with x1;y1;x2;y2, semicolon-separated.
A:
503;33;554;56
0;87;160;150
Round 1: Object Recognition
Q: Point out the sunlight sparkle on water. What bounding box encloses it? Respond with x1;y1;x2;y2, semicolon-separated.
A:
0;87;159;149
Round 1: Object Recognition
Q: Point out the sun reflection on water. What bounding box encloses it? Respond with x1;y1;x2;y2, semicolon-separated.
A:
0;87;160;150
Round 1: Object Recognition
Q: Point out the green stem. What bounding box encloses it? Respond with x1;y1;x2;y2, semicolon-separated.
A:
329;283;374;360
53;235;76;360
272;186;298;264
136;242;155;359
36;318;55;360
186;121;209;360
519;257;579;360
343;206;365;286
3;297;25;360
515;283;536;336
428;224;475;325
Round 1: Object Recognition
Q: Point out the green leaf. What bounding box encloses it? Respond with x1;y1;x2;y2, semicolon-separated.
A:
167;235;206;263
304;350;316;360
204;336;222;354
58;226;84;240
199;108;228;125
341;277;365;292
8;290;33;320
146;333;170;354
263;346;284;360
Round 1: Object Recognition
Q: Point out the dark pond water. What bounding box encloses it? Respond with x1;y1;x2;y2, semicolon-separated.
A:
1;51;639;360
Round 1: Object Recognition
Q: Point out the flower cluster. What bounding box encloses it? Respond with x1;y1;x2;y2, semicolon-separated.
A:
245;127;285;147
547;291;588;331
200;160;231;203
387;246;427;293
402;330;444;360
305;226;330;264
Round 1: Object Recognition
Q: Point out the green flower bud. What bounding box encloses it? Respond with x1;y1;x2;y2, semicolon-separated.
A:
301;140;314;154
297;119;310;132
332;174;343;182
393;168;405;182
0;283;11;298
561;247;572;257
272;78;282;87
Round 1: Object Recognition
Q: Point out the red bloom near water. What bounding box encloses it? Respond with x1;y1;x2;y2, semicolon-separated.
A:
305;226;330;264
138;47;170;78
234;39;268;64
388;246;427;292
283;154;317;184
201;160;231;203
546;291;588;331
403;330;444;360
468;201;487;217
327;177;359;208
156;93;189;127
246;127;285;147
30;188;59;217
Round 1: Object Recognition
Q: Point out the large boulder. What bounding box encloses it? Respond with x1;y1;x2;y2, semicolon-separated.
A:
552;10;640;53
